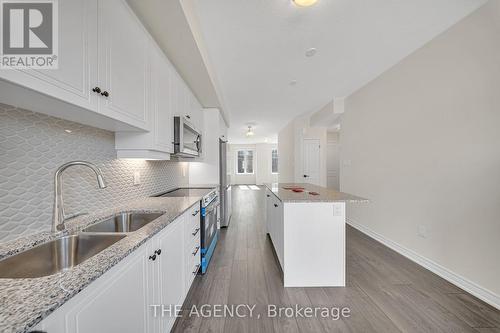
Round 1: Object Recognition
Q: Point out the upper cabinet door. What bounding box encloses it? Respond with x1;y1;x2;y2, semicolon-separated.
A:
98;0;149;130
0;0;98;111
150;44;174;153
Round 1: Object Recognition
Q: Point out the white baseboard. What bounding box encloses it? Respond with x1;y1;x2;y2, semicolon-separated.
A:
347;219;500;310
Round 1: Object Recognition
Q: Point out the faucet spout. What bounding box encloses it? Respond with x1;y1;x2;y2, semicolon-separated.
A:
53;161;106;233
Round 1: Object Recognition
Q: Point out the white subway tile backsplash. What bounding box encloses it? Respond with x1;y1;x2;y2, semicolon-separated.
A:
0;105;188;242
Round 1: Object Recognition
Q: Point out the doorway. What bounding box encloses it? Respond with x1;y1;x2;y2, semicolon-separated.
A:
302;139;321;186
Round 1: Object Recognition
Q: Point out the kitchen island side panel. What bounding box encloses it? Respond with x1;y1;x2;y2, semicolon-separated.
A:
283;202;345;287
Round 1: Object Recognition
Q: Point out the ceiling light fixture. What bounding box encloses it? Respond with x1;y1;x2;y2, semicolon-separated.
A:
305;48;317;57
293;0;318;7
246;126;255;137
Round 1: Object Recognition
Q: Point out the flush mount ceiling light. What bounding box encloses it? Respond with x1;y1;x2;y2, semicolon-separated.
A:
293;0;318;7
305;48;317;57
245;126;255;137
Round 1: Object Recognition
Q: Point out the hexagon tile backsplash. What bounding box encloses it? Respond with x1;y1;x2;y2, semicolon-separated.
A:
0;104;189;243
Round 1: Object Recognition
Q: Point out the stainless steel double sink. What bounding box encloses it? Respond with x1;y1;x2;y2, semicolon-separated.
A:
0;212;163;279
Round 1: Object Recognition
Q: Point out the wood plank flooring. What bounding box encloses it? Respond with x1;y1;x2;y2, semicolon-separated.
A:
172;186;500;333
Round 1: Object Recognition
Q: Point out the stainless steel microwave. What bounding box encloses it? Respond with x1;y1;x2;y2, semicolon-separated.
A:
173;116;202;157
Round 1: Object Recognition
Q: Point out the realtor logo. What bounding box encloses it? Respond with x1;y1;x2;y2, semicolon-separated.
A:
1;0;58;68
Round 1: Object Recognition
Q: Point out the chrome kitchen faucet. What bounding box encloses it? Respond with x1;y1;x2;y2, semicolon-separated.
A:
53;161;107;232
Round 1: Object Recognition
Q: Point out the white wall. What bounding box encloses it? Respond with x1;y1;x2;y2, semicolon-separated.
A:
228;144;256;184
341;0;500;305
189;108;227;185
278;120;295;183
327;132;340;190
255;143;278;185
227;143;277;185
278;114;328;187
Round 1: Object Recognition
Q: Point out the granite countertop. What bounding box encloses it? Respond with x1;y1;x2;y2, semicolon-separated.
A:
264;183;368;203
0;195;203;333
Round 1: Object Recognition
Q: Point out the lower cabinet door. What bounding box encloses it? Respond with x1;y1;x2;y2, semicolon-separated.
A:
156;218;185;332
35;243;154;333
68;245;152;333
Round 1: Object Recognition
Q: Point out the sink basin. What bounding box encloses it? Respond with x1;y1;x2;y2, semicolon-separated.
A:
83;212;163;233
0;234;125;279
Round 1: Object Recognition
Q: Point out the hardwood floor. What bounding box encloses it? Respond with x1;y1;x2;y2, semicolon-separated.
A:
173;186;500;333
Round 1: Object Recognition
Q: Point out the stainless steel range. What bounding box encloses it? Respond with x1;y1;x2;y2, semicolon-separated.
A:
156;187;219;274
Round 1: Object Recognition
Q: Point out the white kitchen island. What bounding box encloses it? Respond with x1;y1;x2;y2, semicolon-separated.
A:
264;183;367;287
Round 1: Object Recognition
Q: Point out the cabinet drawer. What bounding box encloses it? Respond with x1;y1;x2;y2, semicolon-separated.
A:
186;254;200;283
185;221;201;243
186;235;201;259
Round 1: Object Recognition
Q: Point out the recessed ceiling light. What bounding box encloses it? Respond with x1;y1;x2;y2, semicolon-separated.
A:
64;129;72;133
293;0;318;7
305;48;317;57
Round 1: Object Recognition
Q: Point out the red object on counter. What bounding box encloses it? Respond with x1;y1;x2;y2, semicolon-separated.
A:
308;191;319;195
292;189;304;193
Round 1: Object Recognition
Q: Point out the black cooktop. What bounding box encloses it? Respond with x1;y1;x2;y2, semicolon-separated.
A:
157;188;213;198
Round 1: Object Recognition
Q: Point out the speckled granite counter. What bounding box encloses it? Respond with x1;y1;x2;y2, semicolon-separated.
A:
264;183;368;203
0;195;202;333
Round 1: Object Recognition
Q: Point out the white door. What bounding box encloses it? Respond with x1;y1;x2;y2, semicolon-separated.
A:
327;142;340;190
0;0;98;111
302;139;321;186
98;0;149;130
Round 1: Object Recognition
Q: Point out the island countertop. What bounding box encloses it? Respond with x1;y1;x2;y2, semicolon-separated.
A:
264;183;368;203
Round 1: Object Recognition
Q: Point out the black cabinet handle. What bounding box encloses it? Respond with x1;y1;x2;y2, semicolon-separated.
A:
192;227;200;236
101;91;109;97
192;264;200;274
192;210;199;216
266;194;270;197
155;249;161;255
92;87;101;93
186;115;191;119
303;174;308;178
192;246;200;256
274;204;278;208
149;254;157;261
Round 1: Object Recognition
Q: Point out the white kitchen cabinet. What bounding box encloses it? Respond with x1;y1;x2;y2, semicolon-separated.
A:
154;216;185;332
115;41;175;159
0;0;99;112
184;204;202;291
97;0;149;130
34;241;152;333
34;202;202;333
172;72;203;132
265;190;284;269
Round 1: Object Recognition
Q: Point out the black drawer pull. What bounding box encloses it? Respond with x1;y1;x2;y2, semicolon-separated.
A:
192;246;200;256
192;210;199;216
192;228;200;236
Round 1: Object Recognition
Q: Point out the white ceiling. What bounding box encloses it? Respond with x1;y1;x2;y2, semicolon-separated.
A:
190;0;486;143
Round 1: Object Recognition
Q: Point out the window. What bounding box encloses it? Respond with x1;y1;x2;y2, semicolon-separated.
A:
271;149;278;174
236;150;254;174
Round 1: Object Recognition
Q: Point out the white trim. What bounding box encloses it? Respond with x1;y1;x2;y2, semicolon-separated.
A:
347;218;500;310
